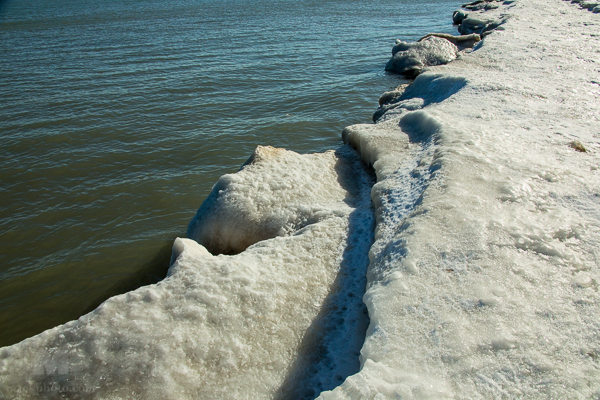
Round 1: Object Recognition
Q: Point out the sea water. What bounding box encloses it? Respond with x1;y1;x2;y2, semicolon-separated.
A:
0;0;459;347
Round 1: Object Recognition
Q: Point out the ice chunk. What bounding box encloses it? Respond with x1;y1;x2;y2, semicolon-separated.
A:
385;36;459;78
453;9;469;24
187;145;351;254
458;16;504;35
0;145;375;399
580;0;600;10
373;74;467;122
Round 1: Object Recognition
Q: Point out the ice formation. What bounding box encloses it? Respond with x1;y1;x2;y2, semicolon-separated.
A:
0;146;375;399
569;0;600;12
385;36;459;78
2;0;600;398
319;0;600;398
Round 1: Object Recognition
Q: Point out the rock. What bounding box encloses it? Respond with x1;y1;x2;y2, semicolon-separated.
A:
453;9;469;24
458;16;504;35
570;140;587;152
385;36;459;78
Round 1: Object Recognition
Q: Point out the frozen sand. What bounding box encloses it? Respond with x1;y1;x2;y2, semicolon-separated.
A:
1;0;600;398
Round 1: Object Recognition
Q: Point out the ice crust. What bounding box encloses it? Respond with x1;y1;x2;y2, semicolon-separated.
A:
319;0;600;398
0;146;375;399
2;0;600;398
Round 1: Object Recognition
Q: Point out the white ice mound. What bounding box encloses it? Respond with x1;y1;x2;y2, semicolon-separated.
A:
0;145;375;400
187;145;353;255
385;36;458;78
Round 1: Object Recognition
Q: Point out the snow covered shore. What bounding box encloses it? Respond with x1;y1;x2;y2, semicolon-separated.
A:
1;0;600;398
320;0;600;397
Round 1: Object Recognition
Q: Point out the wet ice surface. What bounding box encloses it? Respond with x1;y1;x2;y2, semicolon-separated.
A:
2;0;600;398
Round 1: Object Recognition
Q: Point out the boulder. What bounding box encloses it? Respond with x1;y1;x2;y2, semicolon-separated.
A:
385;36;459;78
458;16;503;35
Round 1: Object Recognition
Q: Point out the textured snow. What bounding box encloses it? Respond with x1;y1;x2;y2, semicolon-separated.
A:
319;0;600;398
0;146;374;399
1;0;600;398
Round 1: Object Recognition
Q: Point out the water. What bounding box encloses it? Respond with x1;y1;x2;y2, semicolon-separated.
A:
0;0;459;347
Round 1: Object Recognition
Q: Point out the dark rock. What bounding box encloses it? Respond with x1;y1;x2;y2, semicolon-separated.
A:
386;36;459;78
453;9;469;24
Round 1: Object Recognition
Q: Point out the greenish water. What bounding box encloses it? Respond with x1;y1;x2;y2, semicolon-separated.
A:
0;0;459;347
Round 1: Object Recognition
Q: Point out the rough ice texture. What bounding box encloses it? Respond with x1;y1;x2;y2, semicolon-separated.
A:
2;0;600;398
385;36;459;78
187;146;356;255
319;0;600;398
0;145;375;399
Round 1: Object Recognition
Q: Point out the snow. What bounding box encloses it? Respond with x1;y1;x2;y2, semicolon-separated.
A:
0;146;374;399
2;0;600;398
319;0;600;397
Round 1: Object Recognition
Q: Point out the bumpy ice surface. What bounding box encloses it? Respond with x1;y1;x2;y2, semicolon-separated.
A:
320;0;600;398
0;145;374;399
2;0;600;398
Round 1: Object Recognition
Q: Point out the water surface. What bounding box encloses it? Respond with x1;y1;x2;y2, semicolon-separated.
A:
0;0;459;346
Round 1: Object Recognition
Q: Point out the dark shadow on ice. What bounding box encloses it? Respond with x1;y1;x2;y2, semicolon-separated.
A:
82;240;174;315
275;146;375;400
374;74;467;122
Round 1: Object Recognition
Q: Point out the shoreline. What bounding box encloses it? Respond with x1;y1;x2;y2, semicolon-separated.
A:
2;0;600;398
321;0;600;397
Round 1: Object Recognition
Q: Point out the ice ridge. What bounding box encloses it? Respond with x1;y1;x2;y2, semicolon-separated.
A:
319;0;600;397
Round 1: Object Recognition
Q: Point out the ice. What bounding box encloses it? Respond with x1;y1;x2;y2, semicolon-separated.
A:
385;36;459;78
2;0;600;397
0;145;375;399
319;0;600;397
187;145;356;255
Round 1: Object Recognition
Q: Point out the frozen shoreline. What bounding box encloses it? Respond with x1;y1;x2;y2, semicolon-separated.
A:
320;0;600;397
2;0;600;398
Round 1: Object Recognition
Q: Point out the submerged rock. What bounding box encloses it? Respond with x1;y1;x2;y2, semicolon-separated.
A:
385;36;459;78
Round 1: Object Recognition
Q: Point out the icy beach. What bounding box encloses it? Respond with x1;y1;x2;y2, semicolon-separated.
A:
1;0;600;398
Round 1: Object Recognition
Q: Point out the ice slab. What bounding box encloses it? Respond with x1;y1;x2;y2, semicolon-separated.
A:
319;0;600;397
0;145;375;399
